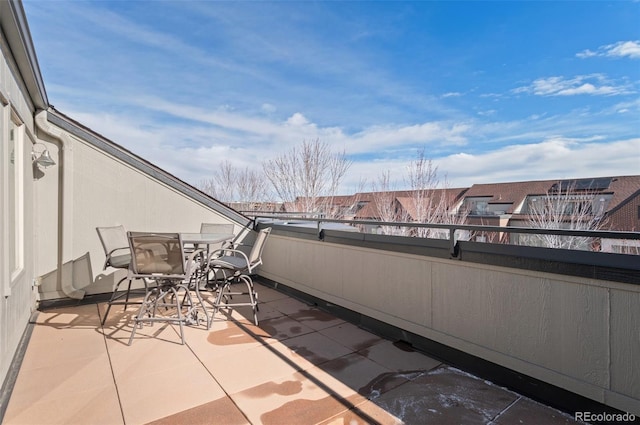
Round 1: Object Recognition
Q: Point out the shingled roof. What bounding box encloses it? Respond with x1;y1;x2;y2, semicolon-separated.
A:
285;176;640;230
462;176;640;215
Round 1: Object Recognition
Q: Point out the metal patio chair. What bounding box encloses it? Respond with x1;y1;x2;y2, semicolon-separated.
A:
97;225;146;326
187;222;237;290
200;222;235;235
206;227;271;326
183;222;235;259
127;232;205;345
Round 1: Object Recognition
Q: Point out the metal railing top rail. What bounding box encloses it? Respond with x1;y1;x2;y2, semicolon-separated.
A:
249;214;640;241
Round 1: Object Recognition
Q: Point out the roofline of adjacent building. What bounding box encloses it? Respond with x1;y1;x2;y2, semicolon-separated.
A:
606;187;640;217
45;107;252;227
0;0;48;110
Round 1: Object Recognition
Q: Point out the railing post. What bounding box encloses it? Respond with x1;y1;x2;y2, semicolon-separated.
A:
450;228;458;258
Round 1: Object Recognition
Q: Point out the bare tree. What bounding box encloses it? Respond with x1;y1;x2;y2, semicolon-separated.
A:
236;167;268;210
215;160;236;203
524;181;609;250
369;149;467;238
404;149;469;238
405;149;440;237
371;171;409;235
198;162;269;211
197;177;219;199
263;138;351;217
197;160;236;203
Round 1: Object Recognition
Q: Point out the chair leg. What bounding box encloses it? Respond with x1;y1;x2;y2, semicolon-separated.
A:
171;285;186;345
240;274;259;326
128;282;190;346
123;280;133;309
213;281;226;316
212;274;258;326
128;288;156;346
102;276;128;326
192;275;210;329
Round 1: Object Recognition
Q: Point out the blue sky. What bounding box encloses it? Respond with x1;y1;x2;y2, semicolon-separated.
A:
23;0;640;194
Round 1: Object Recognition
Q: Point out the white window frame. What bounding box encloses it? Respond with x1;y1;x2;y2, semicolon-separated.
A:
1;100;8;296
9;111;25;282
1;101;25;296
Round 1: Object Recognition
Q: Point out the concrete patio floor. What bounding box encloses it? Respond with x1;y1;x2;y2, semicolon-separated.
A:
2;280;584;425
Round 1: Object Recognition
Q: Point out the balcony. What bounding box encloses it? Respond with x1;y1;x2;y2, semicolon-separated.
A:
2;280;584;424
3;220;639;424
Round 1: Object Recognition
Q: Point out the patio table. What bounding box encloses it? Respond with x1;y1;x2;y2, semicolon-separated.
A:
180;232;235;326
181;232;234;247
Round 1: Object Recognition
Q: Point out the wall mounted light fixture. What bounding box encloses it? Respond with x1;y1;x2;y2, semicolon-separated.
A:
32;143;56;168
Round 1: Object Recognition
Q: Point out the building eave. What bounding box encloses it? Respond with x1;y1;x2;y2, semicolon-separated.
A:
0;0;48;110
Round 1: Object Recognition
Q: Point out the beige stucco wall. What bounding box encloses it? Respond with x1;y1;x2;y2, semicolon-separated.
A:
259;233;640;415
33;115;245;301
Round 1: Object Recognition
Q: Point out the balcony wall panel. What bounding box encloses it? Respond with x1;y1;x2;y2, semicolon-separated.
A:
267;236;433;328
432;265;609;386
610;289;640;410
314;242;345;298
259;231;640;415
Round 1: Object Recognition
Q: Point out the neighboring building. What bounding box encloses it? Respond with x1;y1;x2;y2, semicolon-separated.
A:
295;176;640;248
460;176;640;227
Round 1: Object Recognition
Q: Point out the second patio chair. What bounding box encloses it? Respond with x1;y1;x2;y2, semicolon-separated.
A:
188;222;237;290
200;222;234;235
127;232;204;345
207;227;271;326
97;225;145;326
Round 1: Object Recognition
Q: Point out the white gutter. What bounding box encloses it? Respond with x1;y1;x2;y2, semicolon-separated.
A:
35;109;83;299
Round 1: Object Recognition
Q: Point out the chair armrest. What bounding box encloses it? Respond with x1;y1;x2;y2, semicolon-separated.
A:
105;247;131;269
207;248;251;272
107;247;129;258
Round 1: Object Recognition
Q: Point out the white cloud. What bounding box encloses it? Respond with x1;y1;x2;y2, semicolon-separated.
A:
513;75;632;97
261;103;276;114
339;122;472;157
61;98;640;196
286;113;311;127
575;49;597;59
343;137;640;192
577;40;640;59
435;137;640;187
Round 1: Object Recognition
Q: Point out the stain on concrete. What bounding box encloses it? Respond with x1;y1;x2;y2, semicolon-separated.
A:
352;337;383;352
287;345;329;365
257;316;311;340
260;393;366;425
145;396;249;425
207;322;269;346
240;380;304;399
358;371;423;399
289;309;338;323
371;366;520;424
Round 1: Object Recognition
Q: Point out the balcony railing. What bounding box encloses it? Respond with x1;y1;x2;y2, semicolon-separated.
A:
249;213;640;415
249;213;640;255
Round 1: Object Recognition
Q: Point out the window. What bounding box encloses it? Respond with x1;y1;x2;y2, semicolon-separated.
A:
464;197;492;215
6;110;24;284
